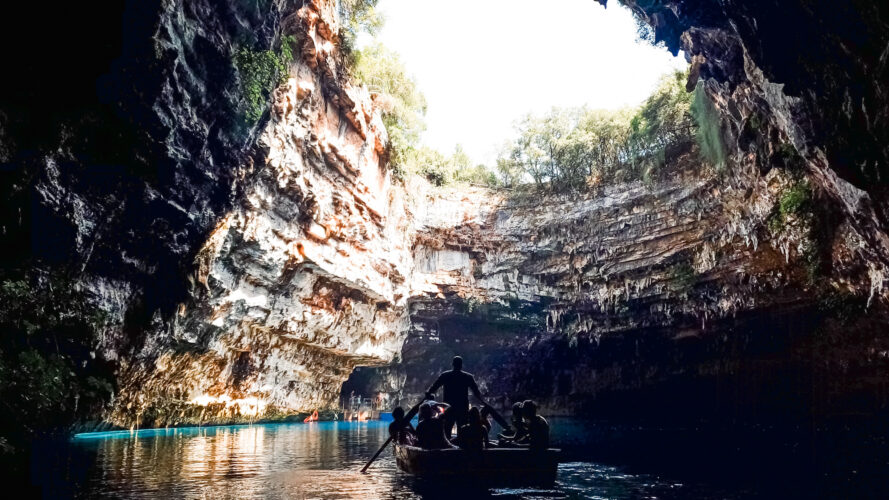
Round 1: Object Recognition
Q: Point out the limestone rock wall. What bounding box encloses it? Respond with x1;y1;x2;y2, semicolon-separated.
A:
2;0;889;430
109;0;427;427
346;0;889;421
616;0;889;299
352;163;889;421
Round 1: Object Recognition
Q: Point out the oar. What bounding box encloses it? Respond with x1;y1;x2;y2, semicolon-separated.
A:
483;403;512;433
360;435;393;473
360;397;426;473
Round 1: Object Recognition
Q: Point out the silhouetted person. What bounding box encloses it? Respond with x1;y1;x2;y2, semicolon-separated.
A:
479;406;493;437
389;406;417;445
416;403;455;449
456;406;489;451
426;356;487;437
521;400;549;451
498;402;527;445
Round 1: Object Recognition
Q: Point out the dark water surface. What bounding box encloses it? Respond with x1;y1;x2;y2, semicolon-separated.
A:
30;418;869;499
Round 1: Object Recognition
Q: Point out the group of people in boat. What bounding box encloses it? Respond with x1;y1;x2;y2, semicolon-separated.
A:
388;356;550;451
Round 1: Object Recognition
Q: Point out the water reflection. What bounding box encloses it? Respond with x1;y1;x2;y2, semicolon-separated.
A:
46;421;749;499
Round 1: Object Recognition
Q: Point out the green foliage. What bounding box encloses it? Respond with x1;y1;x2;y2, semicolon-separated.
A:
766;211;785;234
802;245;822;284
817;289;866;323
766;180;825;282
626;70;693;178
450;145;498;186
747;113;763;132
13;350;71;421
690;83;728;169
401;145;497;187
495;70;695;191
0;274;115;438
234;35;296;123
670;262;698;294
779;181;812;217
767;180;813;233
774;142;806;172
403;146;448;185
350;42;427;169
338;0;384;55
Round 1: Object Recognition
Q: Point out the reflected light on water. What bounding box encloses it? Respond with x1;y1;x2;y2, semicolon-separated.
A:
69;422;411;499
54;420;751;499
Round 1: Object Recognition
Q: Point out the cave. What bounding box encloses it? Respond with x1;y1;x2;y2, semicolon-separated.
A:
1;0;889;497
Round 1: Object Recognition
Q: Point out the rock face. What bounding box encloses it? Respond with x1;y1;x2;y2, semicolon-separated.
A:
349;1;889;423
1;0;888;429
615;0;889;292
350;163;889;422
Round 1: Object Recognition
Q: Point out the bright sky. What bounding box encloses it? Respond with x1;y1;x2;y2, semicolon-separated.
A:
372;0;688;165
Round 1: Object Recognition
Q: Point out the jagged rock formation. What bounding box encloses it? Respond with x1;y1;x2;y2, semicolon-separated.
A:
615;0;889;296
1;0;888;431
350;162;888;421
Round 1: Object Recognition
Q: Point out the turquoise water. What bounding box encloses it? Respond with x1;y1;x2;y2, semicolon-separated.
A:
34;420;754;498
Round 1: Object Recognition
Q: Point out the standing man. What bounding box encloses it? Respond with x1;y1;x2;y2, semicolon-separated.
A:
425;356;487;437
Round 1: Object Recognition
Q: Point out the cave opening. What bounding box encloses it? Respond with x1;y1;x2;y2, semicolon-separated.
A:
3;0;889;496
326;1;889;492
336;0;697;411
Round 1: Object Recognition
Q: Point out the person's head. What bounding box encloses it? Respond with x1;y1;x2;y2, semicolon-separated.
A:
452;356;463;371
392;406;405;420
419;404;432;421
468;406;481;425
512;402;523;419
522;400;537;419
480;405;492;420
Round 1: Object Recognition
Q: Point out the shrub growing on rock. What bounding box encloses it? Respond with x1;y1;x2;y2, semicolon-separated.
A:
234;35;296;123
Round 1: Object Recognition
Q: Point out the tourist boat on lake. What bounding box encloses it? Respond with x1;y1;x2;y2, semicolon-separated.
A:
394;444;560;481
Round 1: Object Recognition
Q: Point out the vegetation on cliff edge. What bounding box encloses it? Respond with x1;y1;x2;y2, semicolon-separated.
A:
496;70;708;191
234;35;297;123
349;42;427;172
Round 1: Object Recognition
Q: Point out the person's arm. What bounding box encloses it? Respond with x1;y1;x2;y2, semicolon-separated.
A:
426;374;444;399
439;420;456;448
404;404;420;422
468;375;487;406
516;430;529;444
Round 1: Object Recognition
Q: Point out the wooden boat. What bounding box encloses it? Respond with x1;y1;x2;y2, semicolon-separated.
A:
394;444;560;482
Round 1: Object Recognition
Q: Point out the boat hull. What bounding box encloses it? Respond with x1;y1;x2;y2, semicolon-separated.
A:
394;445;559;482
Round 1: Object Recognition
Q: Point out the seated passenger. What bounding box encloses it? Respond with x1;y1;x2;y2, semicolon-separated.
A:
498;402;528;444
456;406;489;451
521;400;550;451
479;405;493;436
416;403;455;449
388;406;417;445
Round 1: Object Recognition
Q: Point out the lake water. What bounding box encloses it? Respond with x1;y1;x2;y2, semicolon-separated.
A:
29;418;865;499
32;418;760;499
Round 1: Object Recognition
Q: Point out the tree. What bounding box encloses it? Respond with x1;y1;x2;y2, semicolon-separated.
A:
338;0;384;54
495;69;698;191
401;145;497;187
350;43;427;170
625;69;694;179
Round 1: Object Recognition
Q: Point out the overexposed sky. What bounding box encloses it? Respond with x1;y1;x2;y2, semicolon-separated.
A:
372;0;687;165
